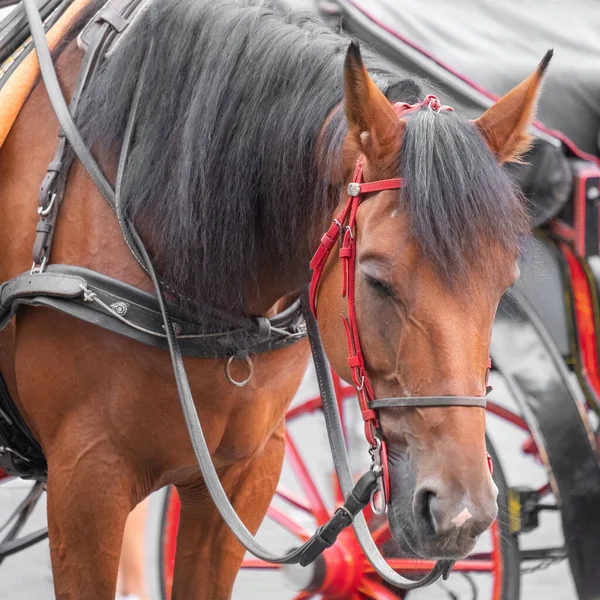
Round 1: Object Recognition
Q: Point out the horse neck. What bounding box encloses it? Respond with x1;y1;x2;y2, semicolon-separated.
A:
242;250;313;316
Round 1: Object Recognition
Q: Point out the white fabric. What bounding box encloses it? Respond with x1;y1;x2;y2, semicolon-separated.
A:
353;0;600;154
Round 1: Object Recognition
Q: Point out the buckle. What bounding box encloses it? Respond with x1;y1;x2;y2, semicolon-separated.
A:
368;436;387;515
30;257;48;275
347;182;361;197
38;193;56;217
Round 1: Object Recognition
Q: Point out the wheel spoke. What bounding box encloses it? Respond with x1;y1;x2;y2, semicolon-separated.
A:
286;397;322;420
486;401;528;430
537;482;552;498
490;520;504;600
240;558;281;569
291;592;316;600
266;505;311;541
358;576;402;599
275;484;313;514
364;557;494;573
285;431;330;524
369;521;391;545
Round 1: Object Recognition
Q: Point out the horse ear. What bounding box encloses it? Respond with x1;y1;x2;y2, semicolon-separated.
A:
474;50;553;163
344;41;400;161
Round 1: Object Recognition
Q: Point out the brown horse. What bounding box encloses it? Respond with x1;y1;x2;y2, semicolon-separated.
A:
0;0;549;597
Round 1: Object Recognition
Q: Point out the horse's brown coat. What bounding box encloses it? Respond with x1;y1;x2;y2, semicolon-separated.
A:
0;0;89;149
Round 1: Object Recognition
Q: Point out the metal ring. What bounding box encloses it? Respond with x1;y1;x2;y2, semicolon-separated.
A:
345;225;354;240
38;193;56;216
333;218;343;232
225;355;254;387
370;488;386;515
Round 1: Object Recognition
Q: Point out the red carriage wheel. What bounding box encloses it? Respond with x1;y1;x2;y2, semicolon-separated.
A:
158;372;520;600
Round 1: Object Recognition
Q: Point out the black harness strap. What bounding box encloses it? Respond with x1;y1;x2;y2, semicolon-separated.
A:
32;0;146;270
0;265;306;358
0;271;84;305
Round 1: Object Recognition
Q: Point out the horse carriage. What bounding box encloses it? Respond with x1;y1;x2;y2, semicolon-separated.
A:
0;0;599;599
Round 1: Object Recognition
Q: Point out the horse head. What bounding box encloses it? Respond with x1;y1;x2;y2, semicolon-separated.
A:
314;42;551;560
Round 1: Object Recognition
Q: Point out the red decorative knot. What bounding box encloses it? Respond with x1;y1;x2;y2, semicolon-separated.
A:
392;94;454;118
421;94;454;113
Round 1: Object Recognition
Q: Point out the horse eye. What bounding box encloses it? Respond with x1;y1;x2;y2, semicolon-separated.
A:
366;275;395;299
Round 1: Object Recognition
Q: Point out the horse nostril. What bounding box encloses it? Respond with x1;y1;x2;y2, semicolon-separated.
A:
414;486;438;535
415;483;498;540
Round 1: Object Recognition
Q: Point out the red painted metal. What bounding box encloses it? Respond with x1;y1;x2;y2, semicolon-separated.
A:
274;485;313;514
366;558;495;573
485;400;528;431
522;436;542;462
490;520;504;600
285;431;330;525
266;505;311;541
359;576;400;600
317;529;365;598
291;592;316;600
161;489;181;600
537;482;552;499
285;397;323;420
560;242;600;398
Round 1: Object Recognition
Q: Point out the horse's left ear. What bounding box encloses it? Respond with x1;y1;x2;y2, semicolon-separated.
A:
473;50;552;163
344;41;401;162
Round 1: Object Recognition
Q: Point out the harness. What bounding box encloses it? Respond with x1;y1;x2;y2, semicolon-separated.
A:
0;0;491;589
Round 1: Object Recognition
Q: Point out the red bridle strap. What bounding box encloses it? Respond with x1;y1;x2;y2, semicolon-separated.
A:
309;155;402;502
348;178;403;196
310;156;404;447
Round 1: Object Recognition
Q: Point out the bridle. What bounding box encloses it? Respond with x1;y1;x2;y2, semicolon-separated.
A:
309;96;489;510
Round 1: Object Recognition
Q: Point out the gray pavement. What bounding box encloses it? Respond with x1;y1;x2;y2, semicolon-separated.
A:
0;368;578;599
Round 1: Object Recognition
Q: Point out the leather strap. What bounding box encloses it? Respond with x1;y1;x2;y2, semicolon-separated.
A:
78;0;150;51
370;396;488;409
23;0;116;207
0;272;84;307
347;178;403;196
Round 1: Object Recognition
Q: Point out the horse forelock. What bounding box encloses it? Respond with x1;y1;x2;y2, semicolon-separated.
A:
399;108;529;288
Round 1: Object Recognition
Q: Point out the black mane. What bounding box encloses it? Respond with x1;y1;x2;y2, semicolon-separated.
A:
77;0;527;315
